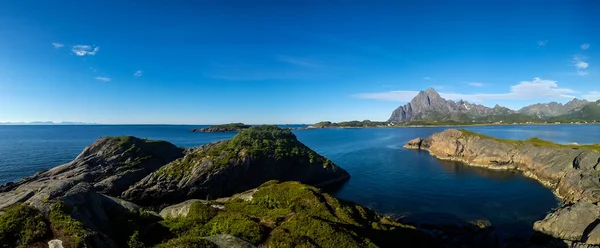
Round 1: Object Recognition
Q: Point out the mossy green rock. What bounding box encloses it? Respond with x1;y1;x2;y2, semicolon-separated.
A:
158;181;441;247
123;126;350;207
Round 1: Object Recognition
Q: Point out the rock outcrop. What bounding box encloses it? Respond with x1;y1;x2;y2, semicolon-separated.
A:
388;88;515;123
405;129;600;246
191;123;251;132
123;126;350;206
0;136;184;210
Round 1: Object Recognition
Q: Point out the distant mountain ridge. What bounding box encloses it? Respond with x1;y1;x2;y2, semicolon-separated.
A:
388;88;516;122
388;88;599;123
517;99;589;118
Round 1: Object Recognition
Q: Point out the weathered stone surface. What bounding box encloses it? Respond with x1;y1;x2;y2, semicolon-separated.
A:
0;136;184;209
202;234;256;248
159;199;207;218
533;202;600;243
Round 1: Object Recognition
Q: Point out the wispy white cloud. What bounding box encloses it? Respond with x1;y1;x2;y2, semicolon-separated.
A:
277;55;319;67
72;45;99;56
468;82;484;87
537;40;548;47
575;61;589;69
134;70;143;77
424;77;431;80
52;43;64;49
95;76;111;82
583;91;600;101
581;43;590;50
573;55;589;76
354;78;576;102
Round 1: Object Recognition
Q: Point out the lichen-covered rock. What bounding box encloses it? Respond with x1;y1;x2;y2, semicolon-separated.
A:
159;199;208;219
123;126;350;207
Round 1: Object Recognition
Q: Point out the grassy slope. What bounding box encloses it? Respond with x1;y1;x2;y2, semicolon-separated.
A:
159;181;439;247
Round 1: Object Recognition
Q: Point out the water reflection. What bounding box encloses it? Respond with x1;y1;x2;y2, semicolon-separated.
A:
436;159;519;181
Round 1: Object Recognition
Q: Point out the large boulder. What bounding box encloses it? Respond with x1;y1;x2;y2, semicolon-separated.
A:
123;126;350;207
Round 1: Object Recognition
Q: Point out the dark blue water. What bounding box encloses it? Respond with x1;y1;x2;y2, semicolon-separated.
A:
2;124;599;236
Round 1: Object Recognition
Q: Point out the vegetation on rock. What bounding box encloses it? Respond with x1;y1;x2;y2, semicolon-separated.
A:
48;201;87;248
0;204;49;248
157;125;333;179
158;181;439;247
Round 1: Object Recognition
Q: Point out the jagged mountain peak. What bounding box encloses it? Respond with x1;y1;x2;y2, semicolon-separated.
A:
388;89;514;122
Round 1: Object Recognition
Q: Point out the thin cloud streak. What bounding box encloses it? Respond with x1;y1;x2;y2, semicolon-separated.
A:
581;43;590;50
95;77;111;82
277;55;319;67
468;82;484;87
354;78;576;103
72;45;99;56
52;43;64;49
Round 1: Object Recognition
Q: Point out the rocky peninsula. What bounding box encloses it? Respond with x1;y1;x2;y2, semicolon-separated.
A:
190;123;251;132
405;129;600;247
0;126;451;248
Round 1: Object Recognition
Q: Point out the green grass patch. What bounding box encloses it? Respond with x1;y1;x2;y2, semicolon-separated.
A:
159;181;438;247
48;201;87;248
0;204;49;248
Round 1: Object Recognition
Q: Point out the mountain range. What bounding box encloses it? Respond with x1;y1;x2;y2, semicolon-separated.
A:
388;88;600;123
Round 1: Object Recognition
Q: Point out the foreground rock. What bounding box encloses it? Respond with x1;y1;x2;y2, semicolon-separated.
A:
156;181;442;247
406;129;600;245
123;126;350;206
191;123;251;132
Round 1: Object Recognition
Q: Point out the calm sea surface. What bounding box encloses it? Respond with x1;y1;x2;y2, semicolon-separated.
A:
2;124;599;236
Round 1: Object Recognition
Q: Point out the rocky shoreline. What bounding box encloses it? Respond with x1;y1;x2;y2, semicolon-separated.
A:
405;129;600;247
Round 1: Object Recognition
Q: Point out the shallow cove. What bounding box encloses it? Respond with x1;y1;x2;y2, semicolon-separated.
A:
294;127;566;238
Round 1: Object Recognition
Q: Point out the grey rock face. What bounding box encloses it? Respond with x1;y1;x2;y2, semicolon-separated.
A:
202;234;257;248
518;98;589;118
388;88;514;122
533;202;600;243
0;136;184;209
159;199;208;219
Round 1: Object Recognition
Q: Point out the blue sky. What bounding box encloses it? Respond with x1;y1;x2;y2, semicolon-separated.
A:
0;0;598;124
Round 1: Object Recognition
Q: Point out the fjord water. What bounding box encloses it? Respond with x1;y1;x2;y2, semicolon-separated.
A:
2;125;599;236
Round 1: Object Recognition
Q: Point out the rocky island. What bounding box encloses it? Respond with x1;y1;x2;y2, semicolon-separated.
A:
405;129;600;247
0;126;450;248
190;123;251;133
